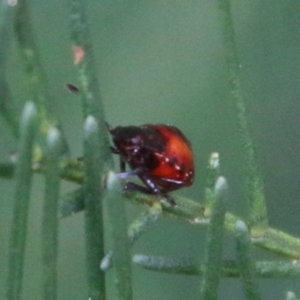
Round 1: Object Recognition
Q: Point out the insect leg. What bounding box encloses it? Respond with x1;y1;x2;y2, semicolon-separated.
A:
141;176;176;206
117;167;144;179
122;182;153;194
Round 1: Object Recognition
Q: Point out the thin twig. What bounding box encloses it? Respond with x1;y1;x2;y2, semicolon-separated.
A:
2;159;300;260
106;172;132;300
0;0;19;137
14;0;69;153
83;116;106;300
134;254;300;279
201;177;227;300
6;102;37;300
68;0;112;168
235;220;261;300
217;0;268;233
41;128;62;300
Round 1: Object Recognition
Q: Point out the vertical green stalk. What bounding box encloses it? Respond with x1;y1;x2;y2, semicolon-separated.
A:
217;0;268;233
14;0;69;153
106;172;132;300
14;0;52;133
0;0;19;137
42;128;62;300
6;102;37;300
68;0;112;168
201;177;227;300
84;116;106;300
204;152;220;214
235;220;261;300
67;3;113;294
0;0;13;78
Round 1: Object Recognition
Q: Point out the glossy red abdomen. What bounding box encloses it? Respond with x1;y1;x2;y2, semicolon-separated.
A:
147;124;194;189
109;124;195;193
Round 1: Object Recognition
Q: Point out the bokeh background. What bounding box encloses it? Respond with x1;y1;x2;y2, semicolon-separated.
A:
1;0;300;299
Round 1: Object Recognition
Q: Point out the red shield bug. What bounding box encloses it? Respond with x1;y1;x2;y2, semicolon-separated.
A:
108;123;195;205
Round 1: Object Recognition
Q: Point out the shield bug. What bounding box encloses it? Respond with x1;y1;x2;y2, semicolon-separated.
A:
108;123;195;205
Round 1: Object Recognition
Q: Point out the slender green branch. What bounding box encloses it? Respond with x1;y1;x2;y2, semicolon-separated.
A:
133;254;201;275
42;128;62;300
14;0;52;132
68;0;112;169
101;204;162;270
204;152;221;213
128;204;162;244
235;220;261;300
0;80;19;138
106;172;132;300
124;176;300;258
6;102;37;300
134;254;300;279
0;0;14;79
251;227;300;260
0;158;84;182
125;190;206;222
2;158;300;260
217;0;268;233
129;192;300;259
83;116;106;300
55;180;300;260
0;0;19;137
201;177;227;300
14;0;69;153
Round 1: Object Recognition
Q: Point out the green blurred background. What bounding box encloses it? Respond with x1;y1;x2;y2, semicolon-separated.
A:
1;0;300;299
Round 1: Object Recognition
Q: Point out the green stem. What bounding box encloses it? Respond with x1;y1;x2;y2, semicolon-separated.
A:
128;204;162;244
134;254;300;279
0;158;84;183
83;116;106;300
133;254;200;275
6;102;37;300
235;220;261;300
101;204;162;270
14;0;69;153
14;0;51;132
57;184;300;260
125;190;206;222
68;0;112;169
0;0;19;138
106;172;132;300
42;128;62;300
204;152;221;214
217;0;268;233
0;80;19;138
251;227;300;261
2;159;300;260
201;177;227;300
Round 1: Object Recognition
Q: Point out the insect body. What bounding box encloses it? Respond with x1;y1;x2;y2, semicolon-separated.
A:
108;124;195;205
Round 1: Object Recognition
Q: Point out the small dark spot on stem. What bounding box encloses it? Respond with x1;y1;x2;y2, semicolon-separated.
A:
66;83;79;94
